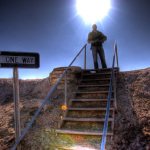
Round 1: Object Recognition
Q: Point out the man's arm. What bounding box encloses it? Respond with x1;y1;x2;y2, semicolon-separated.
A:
88;38;99;44
88;37;106;43
88;32;107;44
100;36;107;43
100;32;107;43
87;33;100;44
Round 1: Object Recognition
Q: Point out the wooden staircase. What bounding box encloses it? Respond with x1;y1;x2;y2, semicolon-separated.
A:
55;68;118;149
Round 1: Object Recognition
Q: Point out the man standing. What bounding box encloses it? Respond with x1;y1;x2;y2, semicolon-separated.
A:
88;24;107;70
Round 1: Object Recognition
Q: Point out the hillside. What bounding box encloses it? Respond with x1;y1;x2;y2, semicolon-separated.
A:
113;68;150;149
0;67;150;150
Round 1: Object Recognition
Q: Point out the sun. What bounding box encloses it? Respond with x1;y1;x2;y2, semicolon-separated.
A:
76;0;111;24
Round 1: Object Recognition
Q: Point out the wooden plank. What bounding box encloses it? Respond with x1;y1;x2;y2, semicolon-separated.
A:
78;84;110;87
81;78;111;81
83;72;111;76
62;117;114;122
70;98;114;102
56;129;113;136
82;67;119;71
75;91;113;94
67;108;114;111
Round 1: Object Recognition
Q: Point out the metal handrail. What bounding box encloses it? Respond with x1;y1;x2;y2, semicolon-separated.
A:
100;41;118;150
11;44;87;150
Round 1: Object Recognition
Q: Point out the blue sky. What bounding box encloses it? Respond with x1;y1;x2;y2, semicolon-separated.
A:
0;0;150;79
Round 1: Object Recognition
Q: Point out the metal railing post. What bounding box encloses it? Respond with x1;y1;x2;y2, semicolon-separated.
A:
84;44;86;69
115;41;119;68
65;73;67;107
114;75;117;110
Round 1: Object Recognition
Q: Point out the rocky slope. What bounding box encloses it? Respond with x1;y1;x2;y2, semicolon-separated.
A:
0;78;51;105
112;67;150;150
0;67;150;150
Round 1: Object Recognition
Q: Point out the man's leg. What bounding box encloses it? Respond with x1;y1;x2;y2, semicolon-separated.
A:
97;46;107;68
91;46;99;69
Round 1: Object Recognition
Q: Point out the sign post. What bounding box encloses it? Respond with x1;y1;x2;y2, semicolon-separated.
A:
0;51;39;150
13;68;21;150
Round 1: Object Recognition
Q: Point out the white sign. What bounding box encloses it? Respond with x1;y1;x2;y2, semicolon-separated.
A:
0;51;39;68
0;56;35;65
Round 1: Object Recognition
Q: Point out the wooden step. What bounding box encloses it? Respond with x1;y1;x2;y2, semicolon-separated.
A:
80;79;111;85
82;67;118;72
67;109;113;118
67;108;114;111
75;91;113;94
78;84;110;87
75;91;114;99
71;98;114;102
77;85;112;92
62;117;114;122
81;78;111;81
83;72;111;76
56;129;113;136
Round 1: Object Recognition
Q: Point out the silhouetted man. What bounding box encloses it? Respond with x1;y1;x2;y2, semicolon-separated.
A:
88;24;107;70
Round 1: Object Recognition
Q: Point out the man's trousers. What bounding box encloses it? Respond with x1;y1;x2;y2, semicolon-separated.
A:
91;45;107;69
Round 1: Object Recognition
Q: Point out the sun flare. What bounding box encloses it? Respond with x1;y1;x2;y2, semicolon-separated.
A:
76;0;111;23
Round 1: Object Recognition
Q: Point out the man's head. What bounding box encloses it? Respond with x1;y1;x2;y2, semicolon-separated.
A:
92;24;97;30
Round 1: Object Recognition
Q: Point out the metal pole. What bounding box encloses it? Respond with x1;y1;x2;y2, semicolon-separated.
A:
100;42;116;150
84;45;86;69
115;41;119;68
13;68;21;150
65;73;67;107
114;76;117;110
